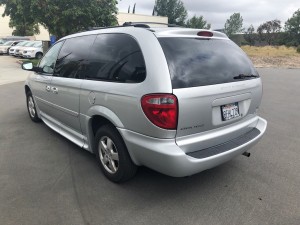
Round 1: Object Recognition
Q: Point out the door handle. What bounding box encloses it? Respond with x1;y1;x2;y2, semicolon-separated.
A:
46;85;51;92
51;87;58;94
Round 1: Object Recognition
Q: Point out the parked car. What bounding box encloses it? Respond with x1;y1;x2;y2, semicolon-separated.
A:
14;41;36;57
21;41;43;59
22;24;267;182
0;41;21;54
9;41;30;56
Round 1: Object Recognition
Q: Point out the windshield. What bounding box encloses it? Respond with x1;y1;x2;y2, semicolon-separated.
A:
16;41;28;46
24;42;36;47
3;41;14;46
158;38;259;89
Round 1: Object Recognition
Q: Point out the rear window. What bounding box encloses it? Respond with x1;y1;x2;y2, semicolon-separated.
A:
158;38;259;89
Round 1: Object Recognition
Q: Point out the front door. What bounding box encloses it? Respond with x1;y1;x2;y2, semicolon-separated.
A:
30;41;64;120
47;35;96;144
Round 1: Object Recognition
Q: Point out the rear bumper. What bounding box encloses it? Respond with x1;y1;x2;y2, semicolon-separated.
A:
118;116;267;177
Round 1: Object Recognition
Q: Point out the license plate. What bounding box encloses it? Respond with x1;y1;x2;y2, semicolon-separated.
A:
221;103;240;121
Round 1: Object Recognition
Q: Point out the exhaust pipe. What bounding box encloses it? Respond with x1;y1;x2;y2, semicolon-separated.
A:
242;152;251;157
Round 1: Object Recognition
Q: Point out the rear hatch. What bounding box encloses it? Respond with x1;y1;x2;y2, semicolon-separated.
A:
158;34;263;152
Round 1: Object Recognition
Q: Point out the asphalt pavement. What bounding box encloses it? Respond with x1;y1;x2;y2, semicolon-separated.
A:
0;56;299;225
0;56;29;85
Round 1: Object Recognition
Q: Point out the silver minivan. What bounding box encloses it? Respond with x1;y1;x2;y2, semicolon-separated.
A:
23;24;267;182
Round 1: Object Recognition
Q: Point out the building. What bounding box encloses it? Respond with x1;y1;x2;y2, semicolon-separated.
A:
0;6;50;41
0;6;167;40
117;12;168;27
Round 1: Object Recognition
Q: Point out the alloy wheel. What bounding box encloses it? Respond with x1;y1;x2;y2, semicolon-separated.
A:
28;96;36;118
98;136;119;174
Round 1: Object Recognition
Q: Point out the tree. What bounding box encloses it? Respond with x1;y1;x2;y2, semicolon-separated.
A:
153;0;187;25
284;9;300;46
243;25;256;46
224;13;244;38
186;15;211;29
0;0;39;36
30;0;118;39
257;20;281;45
132;3;136;14
1;0;118;39
10;22;39;36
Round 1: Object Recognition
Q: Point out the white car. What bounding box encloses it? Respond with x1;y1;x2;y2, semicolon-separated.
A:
22;41;43;59
9;41;30;56
0;41;20;54
14;41;36;57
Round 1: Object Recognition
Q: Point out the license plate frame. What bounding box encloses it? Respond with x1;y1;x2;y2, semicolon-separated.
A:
221;102;240;121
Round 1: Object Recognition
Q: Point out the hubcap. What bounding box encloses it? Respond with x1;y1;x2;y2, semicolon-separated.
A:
28;96;36;118
98;136;119;174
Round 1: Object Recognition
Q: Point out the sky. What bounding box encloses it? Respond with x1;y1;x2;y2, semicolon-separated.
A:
117;0;300;29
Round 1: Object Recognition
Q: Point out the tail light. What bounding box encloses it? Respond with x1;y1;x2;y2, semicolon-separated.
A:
141;94;178;130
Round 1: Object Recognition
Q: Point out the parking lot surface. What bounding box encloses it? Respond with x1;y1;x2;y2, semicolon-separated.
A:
0;57;299;225
0;56;29;85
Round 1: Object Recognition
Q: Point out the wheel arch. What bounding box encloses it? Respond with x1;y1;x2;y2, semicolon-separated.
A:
86;105;124;154
25;85;31;95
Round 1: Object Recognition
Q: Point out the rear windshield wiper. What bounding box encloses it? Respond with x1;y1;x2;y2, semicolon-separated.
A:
234;74;259;79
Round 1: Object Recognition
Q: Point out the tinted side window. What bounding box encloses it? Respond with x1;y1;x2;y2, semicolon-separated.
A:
54;35;96;79
38;41;64;75
87;34;146;83
159;38;259;88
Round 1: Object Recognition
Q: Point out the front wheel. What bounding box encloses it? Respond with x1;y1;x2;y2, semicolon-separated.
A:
95;124;137;182
26;91;41;122
35;52;43;59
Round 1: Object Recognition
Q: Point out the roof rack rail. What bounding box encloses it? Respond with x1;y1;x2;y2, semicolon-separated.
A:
123;22;181;28
87;25;124;31
86;22;181;32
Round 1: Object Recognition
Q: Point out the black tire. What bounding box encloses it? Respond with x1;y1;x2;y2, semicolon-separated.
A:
35;52;43;59
95;124;137;183
26;91;41;123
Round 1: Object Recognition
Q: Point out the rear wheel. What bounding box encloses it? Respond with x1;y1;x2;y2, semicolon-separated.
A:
95;124;137;182
26;91;41;122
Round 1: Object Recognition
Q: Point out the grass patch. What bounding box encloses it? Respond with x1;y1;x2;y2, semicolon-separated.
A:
21;59;40;66
241;45;299;57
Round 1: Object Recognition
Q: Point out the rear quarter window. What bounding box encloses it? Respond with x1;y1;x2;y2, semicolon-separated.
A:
158;38;259;89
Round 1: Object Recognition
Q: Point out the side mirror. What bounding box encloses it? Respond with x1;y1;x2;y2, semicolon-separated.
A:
22;62;33;71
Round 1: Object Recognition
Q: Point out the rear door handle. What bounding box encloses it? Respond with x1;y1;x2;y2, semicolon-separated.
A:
51;87;58;94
